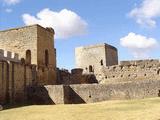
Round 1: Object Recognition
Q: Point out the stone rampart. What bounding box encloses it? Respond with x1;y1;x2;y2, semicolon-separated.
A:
96;59;160;84
27;79;160;104
120;59;160;66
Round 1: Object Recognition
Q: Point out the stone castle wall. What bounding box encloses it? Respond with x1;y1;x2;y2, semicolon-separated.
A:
96;59;160;84
56;68;98;85
0;49;56;105
27;79;160;104
0;60;36;105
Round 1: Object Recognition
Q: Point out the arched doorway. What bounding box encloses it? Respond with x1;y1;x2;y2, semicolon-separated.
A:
89;65;93;72
26;50;31;64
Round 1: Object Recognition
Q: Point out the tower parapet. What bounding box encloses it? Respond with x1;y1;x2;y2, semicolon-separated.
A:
0;49;20;62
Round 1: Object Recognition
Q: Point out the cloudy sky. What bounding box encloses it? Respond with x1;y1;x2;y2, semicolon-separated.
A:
0;0;160;69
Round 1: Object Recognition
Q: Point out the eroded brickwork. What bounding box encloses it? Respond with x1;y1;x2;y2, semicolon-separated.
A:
96;59;160;84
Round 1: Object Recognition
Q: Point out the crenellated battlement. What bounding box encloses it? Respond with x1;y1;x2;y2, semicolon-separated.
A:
0;49;20;62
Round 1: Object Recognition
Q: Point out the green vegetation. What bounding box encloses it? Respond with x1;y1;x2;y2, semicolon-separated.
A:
1;97;160;120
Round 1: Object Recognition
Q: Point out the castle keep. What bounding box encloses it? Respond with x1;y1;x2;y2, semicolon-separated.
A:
0;25;57;85
0;24;160;106
0;25;57;104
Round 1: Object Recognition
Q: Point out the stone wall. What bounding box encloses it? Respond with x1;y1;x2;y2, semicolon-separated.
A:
96;59;160;84
56;68;98;85
27;79;160;104
68;80;160;103
120;59;159;66
75;43;118;74
27;85;67;104
0;60;36;105
37;67;56;85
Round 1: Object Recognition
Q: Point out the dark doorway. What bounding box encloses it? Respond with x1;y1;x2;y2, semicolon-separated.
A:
100;59;103;66
89;65;93;72
26;50;31;64
45;50;49;66
158;90;160;97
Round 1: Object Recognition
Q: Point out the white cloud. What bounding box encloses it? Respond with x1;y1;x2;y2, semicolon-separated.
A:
5;8;12;13
129;0;160;27
120;32;158;58
22;8;88;39
3;0;21;5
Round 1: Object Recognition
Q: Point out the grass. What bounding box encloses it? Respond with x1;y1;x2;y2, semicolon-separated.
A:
1;97;160;120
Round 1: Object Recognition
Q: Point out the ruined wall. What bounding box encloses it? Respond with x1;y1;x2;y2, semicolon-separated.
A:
27;79;160;104
120;59;159;66
56;68;98;85
75;43;118;74
0;60;36;105
96;59;160;84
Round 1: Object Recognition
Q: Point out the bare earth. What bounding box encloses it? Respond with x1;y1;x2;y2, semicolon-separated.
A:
0;97;160;120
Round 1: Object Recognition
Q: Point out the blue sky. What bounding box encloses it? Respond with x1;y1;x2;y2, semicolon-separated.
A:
0;0;160;69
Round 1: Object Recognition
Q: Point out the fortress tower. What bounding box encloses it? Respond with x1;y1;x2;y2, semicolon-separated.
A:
0;25;57;84
0;24;56;67
75;43;118;74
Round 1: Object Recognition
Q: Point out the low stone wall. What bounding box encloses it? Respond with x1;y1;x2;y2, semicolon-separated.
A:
69;80;160;103
27;85;67;104
27;79;160;104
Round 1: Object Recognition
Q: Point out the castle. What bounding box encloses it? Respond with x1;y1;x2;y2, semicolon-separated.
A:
0;24;160;105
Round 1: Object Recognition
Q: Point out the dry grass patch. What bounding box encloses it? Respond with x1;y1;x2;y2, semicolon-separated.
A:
0;97;160;120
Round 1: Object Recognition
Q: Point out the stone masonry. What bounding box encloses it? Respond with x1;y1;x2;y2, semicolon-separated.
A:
96;59;160;84
0;25;57;105
75;43;118;74
1;24;160;106
0;25;57;85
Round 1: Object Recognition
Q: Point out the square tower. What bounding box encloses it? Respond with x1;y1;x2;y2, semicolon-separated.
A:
0;24;56;68
0;25;57;84
75;43;118;74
